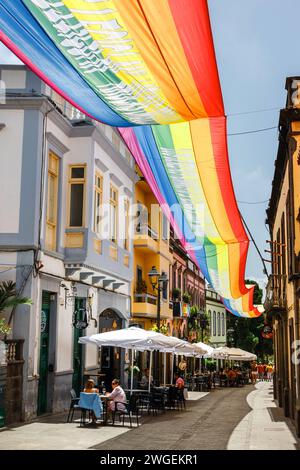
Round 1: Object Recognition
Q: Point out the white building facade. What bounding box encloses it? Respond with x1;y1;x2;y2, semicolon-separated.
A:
206;286;227;349
0;65;136;421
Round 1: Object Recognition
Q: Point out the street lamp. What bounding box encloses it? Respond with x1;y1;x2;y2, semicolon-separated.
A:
148;266;168;385
148;266;168;331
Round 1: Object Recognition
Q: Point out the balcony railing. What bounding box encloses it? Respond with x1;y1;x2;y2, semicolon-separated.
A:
135;224;158;240
264;274;287;312
134;293;157;305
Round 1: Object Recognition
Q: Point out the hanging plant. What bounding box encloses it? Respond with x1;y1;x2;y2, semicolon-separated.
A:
182;292;192;304
190;305;199;317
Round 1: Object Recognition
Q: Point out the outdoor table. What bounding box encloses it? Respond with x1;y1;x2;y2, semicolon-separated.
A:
99;395;111;425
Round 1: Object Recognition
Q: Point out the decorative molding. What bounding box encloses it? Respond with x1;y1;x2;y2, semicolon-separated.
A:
55;369;74;376
123;187;133;198
46;132;70;155
110;173;123;188
95;158;109;173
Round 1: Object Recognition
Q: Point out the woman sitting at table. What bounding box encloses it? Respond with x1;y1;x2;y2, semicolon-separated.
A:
82;379;99;424
84;379;99;394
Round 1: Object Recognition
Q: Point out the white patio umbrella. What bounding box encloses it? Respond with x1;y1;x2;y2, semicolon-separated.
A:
79;327;205;392
211;346;256;361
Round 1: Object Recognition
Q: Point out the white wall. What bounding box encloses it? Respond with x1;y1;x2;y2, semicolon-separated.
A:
0;109;24;233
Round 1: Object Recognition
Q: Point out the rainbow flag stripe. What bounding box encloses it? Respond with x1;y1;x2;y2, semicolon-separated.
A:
0;0;262;317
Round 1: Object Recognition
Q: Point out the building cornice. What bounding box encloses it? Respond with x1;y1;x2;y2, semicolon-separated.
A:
46;132;70;155
92;127;136;181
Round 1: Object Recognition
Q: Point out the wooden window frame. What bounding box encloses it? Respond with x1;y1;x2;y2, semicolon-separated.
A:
124;197;130;251
93;170;103;235
110;184;118;243
67;164;86;228
46;151;59;251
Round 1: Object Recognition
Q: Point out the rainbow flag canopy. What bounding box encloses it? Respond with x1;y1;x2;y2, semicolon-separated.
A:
0;0;263;318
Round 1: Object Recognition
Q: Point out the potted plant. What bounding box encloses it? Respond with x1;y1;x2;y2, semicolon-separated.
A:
136;279;147;294
151;323;168;335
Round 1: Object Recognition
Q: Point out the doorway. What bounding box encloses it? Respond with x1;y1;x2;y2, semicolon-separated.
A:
99;309;123;389
72;298;86;396
37;292;51;415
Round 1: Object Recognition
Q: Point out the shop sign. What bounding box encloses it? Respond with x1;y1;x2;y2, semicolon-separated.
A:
261;325;273;339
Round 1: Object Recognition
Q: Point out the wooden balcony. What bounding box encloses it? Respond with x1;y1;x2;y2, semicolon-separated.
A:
264;274;287;314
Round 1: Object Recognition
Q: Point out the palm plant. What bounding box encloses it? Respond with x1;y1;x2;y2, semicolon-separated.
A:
0;281;32;333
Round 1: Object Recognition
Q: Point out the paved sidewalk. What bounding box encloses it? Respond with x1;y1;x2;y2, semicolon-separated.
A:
0;414;129;450
227;381;300;450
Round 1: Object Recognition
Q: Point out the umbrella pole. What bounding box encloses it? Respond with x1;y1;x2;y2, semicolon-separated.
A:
163;352;166;387
148;350;153;393
130;350;134;395
171;353;174;385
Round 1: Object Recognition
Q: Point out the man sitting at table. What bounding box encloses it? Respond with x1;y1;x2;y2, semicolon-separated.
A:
106;379;126;420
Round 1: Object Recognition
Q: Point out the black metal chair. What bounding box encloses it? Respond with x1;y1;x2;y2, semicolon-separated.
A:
148;388;166;415
67;389;81;423
112;395;140;428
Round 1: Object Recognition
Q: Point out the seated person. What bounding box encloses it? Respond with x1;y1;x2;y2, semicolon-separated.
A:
227;368;237;386
84;379;99;394
140;368;153;389
174;373;185;389
83;379;99;424
106;379;127;418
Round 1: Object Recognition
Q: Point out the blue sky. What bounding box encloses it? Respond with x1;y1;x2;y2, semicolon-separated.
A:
1;0;299;290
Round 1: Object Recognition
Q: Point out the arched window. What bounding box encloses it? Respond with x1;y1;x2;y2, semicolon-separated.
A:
217;312;221;336
221;312;225;336
213;311;216;336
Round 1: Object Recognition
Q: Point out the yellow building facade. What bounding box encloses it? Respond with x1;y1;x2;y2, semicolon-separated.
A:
266;77;300;436
131;168;173;330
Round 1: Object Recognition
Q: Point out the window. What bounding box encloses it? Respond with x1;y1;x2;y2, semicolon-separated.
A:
162;212;168;240
93;171;103;234
221;312;225;336
46;151;59;251
213;311;216;336
177;269;182;290
110;185;118;243
217;312;221;336
69;165;85;227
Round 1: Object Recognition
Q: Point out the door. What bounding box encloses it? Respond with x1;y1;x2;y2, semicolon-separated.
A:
72;298;85;396
37;292;50;415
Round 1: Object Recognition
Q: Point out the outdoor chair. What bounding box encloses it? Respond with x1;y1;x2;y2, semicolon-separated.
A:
78;392;103;427
112;395;140;428
67;389;81;423
196;376;207;392
148;388;166;415
213;375;221;388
